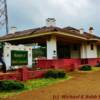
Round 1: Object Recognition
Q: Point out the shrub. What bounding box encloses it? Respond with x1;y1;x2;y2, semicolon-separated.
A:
0;80;24;91
57;70;66;78
44;70;66;78
79;65;92;71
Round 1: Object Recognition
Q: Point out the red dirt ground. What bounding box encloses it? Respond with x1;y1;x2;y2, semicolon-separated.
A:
2;71;100;100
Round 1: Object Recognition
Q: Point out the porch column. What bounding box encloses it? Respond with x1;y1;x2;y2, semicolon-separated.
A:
46;36;57;59
81;43;97;58
80;43;87;58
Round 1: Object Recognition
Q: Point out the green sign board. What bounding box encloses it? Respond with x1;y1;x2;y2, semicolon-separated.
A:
11;50;28;66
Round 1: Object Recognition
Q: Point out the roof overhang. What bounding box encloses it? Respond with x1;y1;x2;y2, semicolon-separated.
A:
0;31;87;42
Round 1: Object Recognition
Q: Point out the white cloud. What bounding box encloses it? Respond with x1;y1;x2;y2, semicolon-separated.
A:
1;0;100;35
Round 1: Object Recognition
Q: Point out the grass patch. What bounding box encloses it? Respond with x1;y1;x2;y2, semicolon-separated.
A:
92;67;100;71
25;75;71;90
0;89;25;99
0;74;71;99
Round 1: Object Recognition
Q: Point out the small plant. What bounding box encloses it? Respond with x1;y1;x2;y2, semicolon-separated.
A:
79;65;92;71
44;69;66;78
0;80;24;91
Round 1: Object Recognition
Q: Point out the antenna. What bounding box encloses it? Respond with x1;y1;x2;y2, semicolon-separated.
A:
0;0;9;34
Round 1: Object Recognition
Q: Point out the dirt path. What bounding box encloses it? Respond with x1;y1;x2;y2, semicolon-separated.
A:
3;71;100;100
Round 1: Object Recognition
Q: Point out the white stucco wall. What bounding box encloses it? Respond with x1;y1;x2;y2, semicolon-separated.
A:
3;43;32;70
47;36;57;59
86;43;97;58
81;43;97;58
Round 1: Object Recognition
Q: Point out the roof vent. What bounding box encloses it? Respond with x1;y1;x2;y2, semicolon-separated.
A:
89;27;94;34
46;18;56;27
79;28;84;34
10;26;17;33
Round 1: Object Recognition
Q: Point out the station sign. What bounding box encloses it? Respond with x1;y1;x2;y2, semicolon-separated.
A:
11;50;28;66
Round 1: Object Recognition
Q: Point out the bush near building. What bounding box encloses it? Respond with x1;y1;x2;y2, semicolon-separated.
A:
44;69;66;78
79;65;92;71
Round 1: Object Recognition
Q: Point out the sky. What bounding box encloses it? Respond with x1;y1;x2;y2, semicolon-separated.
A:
0;0;100;36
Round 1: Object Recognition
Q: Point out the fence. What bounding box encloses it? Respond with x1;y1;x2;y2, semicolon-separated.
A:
0;67;46;81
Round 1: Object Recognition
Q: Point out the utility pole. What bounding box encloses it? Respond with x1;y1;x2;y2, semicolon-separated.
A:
0;0;9;34
4;0;8;34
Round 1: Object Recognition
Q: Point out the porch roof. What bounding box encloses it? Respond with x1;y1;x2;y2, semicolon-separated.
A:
0;26;100;43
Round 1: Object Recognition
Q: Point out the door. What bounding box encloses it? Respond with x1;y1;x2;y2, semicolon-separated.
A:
57;45;70;58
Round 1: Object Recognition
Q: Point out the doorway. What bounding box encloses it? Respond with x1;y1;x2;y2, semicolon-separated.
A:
57;45;70;58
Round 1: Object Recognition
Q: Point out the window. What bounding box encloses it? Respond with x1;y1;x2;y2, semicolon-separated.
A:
90;44;94;50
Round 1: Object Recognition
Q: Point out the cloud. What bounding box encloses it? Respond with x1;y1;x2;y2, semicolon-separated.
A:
0;0;100;35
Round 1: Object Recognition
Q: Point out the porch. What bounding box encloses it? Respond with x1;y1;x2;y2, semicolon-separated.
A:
31;34;100;60
32;35;83;60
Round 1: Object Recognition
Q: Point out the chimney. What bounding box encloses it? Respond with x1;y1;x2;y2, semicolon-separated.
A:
46;18;56;27
79;28;84;34
89;27;94;34
10;26;17;33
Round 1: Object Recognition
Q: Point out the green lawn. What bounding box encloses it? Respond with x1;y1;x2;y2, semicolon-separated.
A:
0;67;100;99
0;75;71;99
92;66;100;71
